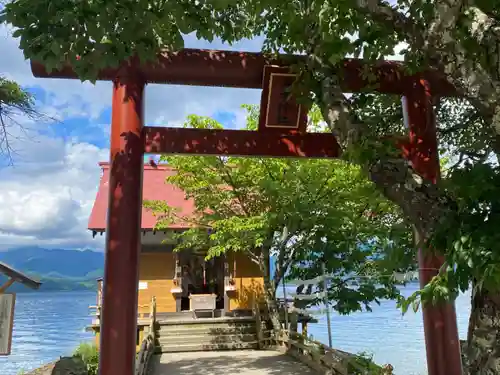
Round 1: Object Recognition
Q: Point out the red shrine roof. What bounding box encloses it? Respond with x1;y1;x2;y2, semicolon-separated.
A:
88;162;195;232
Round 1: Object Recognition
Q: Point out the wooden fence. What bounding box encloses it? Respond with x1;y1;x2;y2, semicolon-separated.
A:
89;302;153;323
253;301;394;375
135;296;156;375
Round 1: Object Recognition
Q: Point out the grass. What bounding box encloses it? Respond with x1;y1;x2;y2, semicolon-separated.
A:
73;342;99;375
348;351;388;374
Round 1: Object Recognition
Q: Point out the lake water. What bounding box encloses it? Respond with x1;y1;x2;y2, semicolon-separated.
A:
0;291;95;375
0;287;471;375
300;284;471;375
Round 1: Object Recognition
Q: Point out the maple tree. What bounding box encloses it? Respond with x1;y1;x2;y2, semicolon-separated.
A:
144;105;413;329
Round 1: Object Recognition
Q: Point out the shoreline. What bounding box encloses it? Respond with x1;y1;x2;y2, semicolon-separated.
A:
24;362;56;375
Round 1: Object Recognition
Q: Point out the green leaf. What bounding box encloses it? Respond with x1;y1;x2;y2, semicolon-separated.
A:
412;299;421;313
12;29;22;38
50;42;60;55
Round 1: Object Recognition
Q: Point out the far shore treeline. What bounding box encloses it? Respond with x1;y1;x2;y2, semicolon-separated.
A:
0;246;104;292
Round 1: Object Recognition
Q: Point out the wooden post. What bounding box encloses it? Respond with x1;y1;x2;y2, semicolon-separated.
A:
99;67;145;375
322;262;333;348
97;279;103;306
403;80;462;375
223;256;230;316
282;277;289;330
96;279;103;321
0;293;15;355
289;311;298;333
174;254;182;312
150;296;156;341
254;300;263;349
0;278;15;294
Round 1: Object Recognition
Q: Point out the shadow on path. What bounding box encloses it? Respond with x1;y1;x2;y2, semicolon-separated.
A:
149;350;317;375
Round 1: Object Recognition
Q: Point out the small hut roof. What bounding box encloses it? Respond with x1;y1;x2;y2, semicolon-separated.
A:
0;261;41;290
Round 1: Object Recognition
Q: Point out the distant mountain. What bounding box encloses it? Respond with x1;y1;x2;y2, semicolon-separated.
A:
0;247;104;293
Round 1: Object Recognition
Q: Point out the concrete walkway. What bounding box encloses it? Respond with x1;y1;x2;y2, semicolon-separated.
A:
149;350;318;375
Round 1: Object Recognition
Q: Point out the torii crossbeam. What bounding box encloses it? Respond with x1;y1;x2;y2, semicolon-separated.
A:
31;48;462;375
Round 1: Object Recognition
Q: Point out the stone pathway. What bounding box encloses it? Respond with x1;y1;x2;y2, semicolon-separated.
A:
149;350;318;375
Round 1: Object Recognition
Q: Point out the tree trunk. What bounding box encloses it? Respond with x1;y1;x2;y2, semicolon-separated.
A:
317;76;466;371
317;77;454;237
263;275;282;331
464;287;500;374
259;248;282;331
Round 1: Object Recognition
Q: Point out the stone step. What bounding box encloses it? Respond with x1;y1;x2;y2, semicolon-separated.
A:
158;321;256;328
158;324;255;333
157;333;257;345
155;341;259;353
157;326;256;336
158;317;255;326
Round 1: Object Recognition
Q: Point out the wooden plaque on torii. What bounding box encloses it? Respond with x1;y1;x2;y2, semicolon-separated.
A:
259;66;308;133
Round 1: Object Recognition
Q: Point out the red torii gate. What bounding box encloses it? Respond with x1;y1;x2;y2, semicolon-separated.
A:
31;49;461;375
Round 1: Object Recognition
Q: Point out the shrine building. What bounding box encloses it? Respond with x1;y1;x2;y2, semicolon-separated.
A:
87;162;265;345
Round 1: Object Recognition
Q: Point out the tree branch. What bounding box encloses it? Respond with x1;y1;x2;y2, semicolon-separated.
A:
302;24;456;238
354;1;500;142
0;106;14;165
353;0;424;46
245;248;261;266
273;227;295;288
215;156;252;217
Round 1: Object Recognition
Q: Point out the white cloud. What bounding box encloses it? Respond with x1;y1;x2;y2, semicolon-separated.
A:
0;133;108;250
144;84;259;127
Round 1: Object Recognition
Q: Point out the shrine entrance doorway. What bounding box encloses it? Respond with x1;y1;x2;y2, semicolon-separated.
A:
177;250;225;312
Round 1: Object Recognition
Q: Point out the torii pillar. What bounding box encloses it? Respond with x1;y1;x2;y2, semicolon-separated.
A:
99;67;145;375
404;79;463;375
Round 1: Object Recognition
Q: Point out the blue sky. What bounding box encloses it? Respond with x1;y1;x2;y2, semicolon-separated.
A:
0;24;265;250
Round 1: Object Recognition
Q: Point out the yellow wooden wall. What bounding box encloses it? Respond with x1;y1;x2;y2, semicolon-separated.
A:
138;252;176;314
138;251;264;313
95;251;264;321
228;252;265;310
